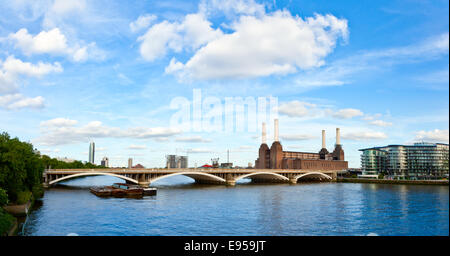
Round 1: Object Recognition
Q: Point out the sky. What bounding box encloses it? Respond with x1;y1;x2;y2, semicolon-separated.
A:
0;0;448;168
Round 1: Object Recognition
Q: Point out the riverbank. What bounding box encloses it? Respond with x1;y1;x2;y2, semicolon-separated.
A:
1;198;34;236
337;177;449;185
3;199;32;216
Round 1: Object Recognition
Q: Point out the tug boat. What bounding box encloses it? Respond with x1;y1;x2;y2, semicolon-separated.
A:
90;183;157;198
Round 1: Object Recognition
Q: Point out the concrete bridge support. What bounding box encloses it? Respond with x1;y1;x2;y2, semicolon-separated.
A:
225;174;236;186
137;174;150;188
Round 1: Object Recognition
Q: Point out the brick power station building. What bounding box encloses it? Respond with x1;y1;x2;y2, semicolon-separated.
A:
255;119;348;170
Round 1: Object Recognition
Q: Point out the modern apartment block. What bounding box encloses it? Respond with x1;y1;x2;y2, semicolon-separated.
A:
359;142;449;179
166;155;188;168
101;157;109;167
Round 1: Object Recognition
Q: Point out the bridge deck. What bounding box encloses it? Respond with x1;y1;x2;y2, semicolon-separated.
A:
44;168;341;174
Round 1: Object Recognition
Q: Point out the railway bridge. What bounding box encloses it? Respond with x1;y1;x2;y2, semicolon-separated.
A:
43;168;341;188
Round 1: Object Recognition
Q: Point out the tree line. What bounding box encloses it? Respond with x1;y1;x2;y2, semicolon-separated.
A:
0;132;105;205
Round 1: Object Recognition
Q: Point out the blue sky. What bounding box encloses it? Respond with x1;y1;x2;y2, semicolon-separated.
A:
0;0;448;168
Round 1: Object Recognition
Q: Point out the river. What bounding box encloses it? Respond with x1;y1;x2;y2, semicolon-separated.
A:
22;176;449;236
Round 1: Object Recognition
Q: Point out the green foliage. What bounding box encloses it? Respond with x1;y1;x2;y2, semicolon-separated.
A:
0;132;45;203
0;188;8;206
378;173;385;179
0;208;15;236
40;154;107;169
1;131;105;204
16;190;32;205
32;184;44;199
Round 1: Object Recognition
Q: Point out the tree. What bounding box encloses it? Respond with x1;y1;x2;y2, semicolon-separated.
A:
0;188;7;207
0;132;44;203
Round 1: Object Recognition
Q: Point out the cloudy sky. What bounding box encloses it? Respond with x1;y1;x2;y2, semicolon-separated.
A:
0;0;448;168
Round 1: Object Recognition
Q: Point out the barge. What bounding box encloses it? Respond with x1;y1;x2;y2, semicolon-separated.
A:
90;183;157;198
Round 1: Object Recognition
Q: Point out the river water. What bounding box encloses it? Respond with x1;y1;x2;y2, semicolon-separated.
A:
22;176;449;236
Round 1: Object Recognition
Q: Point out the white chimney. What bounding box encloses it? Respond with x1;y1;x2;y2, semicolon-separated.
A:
322;130;326;149
274;119;279;142
336;128;341;145
262;122;267;144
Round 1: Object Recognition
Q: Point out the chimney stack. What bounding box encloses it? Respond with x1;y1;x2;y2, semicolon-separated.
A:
274;119;279;142
336;128;341;145
262;122;267;144
322;130;326;149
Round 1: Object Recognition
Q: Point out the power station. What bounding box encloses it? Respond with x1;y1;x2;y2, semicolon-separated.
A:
255;119;348;170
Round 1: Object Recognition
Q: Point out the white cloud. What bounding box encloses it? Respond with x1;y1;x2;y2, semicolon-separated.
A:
138;13;223;61
127;144;148;150
364;32;449;60
199;0;266;17
277;100;317;118
187;148;215;153
342;131;388;141
414;129;449;143
361;113;382;121
166;11;348;80
175;136;212;143
295;79;345;87
34;119;182;146
49;0;86;16
130;14;157;32
331;108;364;119
40;118;78;127
42;0;87;29
8;28;104;62
0;93;44;110
39;148;61;153
0;55;62;95
1;55;62;77
280;134;318;141
369;120;392;127
117;73;133;85
290;33;449;90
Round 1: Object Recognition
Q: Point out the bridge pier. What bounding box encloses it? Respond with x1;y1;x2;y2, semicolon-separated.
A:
138;182;150;188
225;173;236;186
289;178;297;184
226;180;236;186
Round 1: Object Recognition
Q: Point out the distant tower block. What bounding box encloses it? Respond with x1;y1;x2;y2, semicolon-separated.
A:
262;122;267;144
89;142;95;164
274;119;279;142
322;130;326;149
128;158;133;169
336;128;341;145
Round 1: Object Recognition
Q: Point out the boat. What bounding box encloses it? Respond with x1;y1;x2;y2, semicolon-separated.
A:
110;183;143;198
143;187;157;196
90;183;157;198
90;186;112;197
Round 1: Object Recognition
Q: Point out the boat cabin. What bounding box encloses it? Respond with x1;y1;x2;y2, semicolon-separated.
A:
112;183;140;190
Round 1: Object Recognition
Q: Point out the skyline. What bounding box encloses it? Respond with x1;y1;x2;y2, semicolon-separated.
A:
0;0;449;168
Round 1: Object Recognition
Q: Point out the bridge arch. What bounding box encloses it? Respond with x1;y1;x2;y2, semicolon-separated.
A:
294;172;332;181
149;172;226;184
48;172;139;185
234;172;290;182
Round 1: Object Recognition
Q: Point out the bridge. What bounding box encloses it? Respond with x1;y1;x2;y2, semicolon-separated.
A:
43;168;341;188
